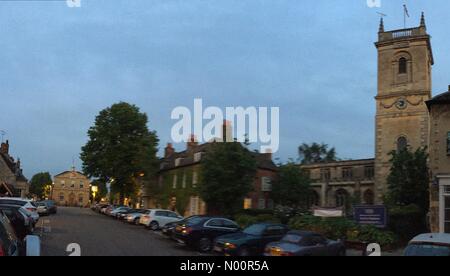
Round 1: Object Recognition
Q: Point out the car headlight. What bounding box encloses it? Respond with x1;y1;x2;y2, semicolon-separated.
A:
224;243;237;250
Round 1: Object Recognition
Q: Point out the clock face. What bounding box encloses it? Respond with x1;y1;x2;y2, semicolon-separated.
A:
396;98;407;109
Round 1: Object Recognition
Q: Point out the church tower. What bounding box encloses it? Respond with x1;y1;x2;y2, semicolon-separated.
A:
374;13;433;203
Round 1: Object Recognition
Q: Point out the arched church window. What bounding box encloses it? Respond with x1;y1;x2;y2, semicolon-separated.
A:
397;136;408;152
399;57;407;74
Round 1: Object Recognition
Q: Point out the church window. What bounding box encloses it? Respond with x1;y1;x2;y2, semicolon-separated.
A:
397;136;408;152
335;189;349;208
399;57;407;74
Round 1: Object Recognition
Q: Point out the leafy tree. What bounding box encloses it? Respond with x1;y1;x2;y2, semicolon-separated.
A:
386;147;429;212
30;172;52;199
272;163;312;211
80;102;159;204
199;142;257;216
298;142;338;164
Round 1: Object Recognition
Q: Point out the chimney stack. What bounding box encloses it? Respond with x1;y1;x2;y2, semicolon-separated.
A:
164;143;175;158
187;135;198;151
0;140;9;155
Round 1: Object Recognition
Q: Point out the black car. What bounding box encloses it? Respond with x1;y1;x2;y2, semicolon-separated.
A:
0;205;33;240
0;210;22;256
173;216;240;252
162;216;199;238
214;223;289;256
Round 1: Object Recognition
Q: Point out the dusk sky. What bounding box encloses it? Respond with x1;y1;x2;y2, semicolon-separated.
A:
1;0;450;178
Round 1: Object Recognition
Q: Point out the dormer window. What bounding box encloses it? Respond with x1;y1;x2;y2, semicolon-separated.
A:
194;152;203;163
175;158;183;167
399;57;407;74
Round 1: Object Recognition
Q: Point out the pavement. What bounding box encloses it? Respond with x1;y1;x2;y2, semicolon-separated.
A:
37;207;209;256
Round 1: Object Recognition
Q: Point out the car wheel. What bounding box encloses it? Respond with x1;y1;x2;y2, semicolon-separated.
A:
150;221;159;231
134;218;140;225
237;246;250;256
198;238;212;253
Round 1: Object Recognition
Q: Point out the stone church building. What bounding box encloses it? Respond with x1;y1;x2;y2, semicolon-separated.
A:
302;13;450;233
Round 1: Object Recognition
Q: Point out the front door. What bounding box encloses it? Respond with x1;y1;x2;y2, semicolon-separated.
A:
69;193;76;207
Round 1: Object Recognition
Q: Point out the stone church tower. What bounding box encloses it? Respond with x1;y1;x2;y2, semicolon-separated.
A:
374;14;433;202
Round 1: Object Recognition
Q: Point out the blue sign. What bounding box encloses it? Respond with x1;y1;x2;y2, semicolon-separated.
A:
353;205;387;228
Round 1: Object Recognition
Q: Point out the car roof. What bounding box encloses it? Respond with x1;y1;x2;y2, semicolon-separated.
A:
410;233;450;245
0;197;30;201
286;230;320;237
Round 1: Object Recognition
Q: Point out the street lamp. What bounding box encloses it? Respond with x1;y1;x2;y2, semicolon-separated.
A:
91;185;98;203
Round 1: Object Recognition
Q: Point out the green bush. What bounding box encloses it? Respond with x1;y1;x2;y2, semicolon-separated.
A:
288;215;397;246
388;204;427;242
234;213;280;228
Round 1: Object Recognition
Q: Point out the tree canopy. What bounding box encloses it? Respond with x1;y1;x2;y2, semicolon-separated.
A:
198;142;257;216
272;162;312;210
298;142;338;164
80;102;159;204
30;172;52;199
386;147;429;212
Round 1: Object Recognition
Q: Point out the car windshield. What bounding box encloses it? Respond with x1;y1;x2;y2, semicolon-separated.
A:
404;243;450;256
282;234;304;244
243;224;266;235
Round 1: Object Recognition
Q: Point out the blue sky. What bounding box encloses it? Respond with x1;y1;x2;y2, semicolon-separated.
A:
1;0;450;178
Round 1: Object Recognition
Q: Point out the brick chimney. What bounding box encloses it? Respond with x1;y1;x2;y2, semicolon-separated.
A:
0;140;9;155
262;149;272;161
187;134;198;152
164;143;175;158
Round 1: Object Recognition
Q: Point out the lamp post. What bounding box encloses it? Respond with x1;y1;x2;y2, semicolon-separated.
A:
91;185;98;204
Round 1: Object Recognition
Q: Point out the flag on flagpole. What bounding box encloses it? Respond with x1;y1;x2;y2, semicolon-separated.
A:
403;4;410;17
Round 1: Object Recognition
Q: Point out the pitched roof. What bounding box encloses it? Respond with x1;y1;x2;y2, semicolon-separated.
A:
427;87;450;110
160;142;277;172
0;152;28;183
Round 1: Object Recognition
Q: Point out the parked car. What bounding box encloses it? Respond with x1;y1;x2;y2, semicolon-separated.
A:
0;204;36;240
36;202;50;216
173;216;240;252
139;209;184;230
264;231;346;256
162;216;200;238
125;209;148;224
99;205;110;214
0;210;41;256
214;223;289;256
41;200;57;214
0;198;39;225
116;209;139;220
404;233;450;256
110;207;131;218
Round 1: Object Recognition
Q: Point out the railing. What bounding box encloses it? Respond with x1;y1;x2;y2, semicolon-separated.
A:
379;27;426;42
392;29;413;39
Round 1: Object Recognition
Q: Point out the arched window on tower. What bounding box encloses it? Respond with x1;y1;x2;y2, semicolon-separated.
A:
397;136;408;152
399;57;407;74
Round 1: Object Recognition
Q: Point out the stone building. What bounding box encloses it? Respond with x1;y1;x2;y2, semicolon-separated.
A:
301;159;375;209
52;167;91;207
374;14;432;203
301;14;434;208
143;138;277;217
427;87;450;233
0;140;29;198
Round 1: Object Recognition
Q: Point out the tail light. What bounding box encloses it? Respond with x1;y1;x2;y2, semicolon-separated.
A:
26;208;36;212
280;251;294;256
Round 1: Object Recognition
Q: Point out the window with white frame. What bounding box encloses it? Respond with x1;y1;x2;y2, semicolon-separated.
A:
182;173;187;189
61;180;65;187
194;152;203;163
261;177;272;192
192;171;198;188
172;174;178;189
189;196;200;216
258;198;266;209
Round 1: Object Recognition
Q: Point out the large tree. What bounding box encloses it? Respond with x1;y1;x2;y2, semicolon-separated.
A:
298;142;338;164
80;102;159;204
30;172;52;199
272;163;312;210
386;147;429;211
199;142;257;216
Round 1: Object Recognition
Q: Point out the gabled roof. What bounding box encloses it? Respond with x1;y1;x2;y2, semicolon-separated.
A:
0;152;28;183
427;90;450;110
